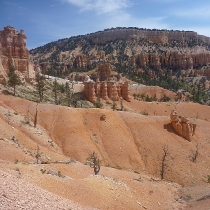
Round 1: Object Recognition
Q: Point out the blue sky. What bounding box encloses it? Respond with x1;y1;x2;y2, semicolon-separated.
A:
1;0;210;49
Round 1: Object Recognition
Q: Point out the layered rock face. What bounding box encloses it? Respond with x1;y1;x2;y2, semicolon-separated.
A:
170;110;196;141
0;26;35;84
84;81;131;103
130;51;210;70
87;28;210;45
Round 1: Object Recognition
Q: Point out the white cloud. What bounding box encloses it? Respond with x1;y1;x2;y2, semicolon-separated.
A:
101;10;168;31
61;0;168;30
62;0;130;14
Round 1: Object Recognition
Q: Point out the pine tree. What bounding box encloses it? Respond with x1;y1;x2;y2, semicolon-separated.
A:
53;78;59;104
36;73;46;102
8;65;21;96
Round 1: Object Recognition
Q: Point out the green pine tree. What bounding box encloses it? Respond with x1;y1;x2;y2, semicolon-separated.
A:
36;73;46;102
8;65;21;96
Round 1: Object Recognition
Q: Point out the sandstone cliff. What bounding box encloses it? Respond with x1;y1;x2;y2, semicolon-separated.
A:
0;26;35;84
86;28;210;45
130;51;210;70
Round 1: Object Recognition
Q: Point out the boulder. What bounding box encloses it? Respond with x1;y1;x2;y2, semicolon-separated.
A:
170;110;196;141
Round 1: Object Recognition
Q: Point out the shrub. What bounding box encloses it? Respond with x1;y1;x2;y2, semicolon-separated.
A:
40;169;46;174
95;97;103;108
140;109;148;115
207;175;210;183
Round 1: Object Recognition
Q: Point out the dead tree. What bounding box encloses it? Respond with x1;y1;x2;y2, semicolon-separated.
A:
34;103;38;128
35;145;41;164
190;143;198;162
120;97;124;111
160;144;171;180
87;152;101;175
6;111;11;124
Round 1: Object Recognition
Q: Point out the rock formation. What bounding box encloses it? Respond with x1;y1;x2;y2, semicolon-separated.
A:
84;81;96;103
0;26;35;84
75;54;90;68
100;114;106;121
98;63;112;81
170;110;196;141
130;51;210;70
84;81;131;103
82;63;131;103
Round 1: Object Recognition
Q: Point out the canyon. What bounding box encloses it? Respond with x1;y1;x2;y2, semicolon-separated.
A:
1;26;210;209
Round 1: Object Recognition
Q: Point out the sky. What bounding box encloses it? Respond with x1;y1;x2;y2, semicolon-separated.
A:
1;0;210;50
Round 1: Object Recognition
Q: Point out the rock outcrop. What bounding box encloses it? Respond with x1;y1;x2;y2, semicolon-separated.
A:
0;26;35;84
98;63;112;81
84;81;131;103
75;54;90;68
130;51;210;70
170;110;196;141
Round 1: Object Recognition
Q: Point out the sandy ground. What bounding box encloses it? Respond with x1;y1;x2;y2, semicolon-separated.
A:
0;92;210;209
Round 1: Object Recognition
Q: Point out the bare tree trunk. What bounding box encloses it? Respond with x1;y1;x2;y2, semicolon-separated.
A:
34;103;38;128
35;145;41;164
160;145;170;179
